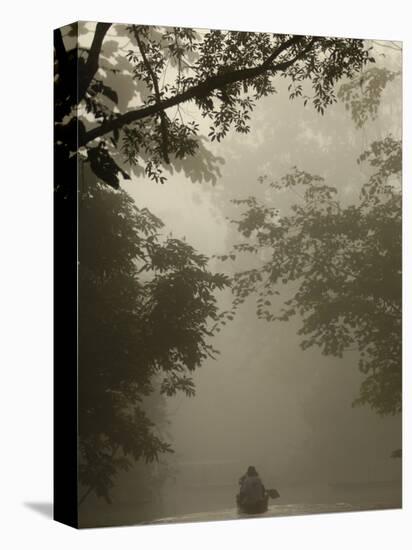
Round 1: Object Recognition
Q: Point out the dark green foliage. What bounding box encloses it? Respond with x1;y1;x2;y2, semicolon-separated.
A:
78;172;229;502
338;67;399;128
87;143;131;189
52;24;386;503
54;24;372;191
228;138;401;416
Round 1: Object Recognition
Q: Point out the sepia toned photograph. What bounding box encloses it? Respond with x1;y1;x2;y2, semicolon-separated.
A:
54;21;402;528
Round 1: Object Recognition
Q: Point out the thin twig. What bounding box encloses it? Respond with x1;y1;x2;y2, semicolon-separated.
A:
133;26;170;164
81;35;317;146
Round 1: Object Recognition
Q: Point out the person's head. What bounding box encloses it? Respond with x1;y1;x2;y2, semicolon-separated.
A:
247;465;258;476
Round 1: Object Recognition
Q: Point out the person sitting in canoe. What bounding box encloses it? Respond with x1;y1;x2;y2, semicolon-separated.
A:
238;465;266;507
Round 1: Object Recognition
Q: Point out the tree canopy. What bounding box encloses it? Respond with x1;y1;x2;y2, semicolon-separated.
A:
53;24;399;505
78;170;229;502
338;65;400;129
228;135;401;416
54;23;372;192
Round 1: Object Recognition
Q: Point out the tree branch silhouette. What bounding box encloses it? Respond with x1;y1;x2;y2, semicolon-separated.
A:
79;36;317;146
78;23;112;102
54;28;68;72
133;26;170;163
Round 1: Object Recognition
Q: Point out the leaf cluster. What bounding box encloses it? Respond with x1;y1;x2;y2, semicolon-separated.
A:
78;174;230;501
54;25;373;191
228;138;401;416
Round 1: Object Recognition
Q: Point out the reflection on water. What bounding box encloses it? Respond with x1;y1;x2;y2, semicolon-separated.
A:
150;501;399;525
149;480;401;525
79;480;401;528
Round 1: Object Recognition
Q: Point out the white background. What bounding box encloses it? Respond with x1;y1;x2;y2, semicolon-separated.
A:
0;1;410;548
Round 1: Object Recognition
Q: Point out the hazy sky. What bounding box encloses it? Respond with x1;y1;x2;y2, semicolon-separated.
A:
76;25;402;491
119;39;402;486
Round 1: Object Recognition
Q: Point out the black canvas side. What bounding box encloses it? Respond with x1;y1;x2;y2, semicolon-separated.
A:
53;23;79;529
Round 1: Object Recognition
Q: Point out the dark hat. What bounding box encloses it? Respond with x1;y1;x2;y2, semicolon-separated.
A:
247;465;257;476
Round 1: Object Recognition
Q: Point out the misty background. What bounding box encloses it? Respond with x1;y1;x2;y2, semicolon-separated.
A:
71;25;401;526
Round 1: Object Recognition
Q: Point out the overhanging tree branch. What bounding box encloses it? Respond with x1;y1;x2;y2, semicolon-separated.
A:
54;28;69;73
78;22;112;102
80;36;318;147
133;26;170;164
